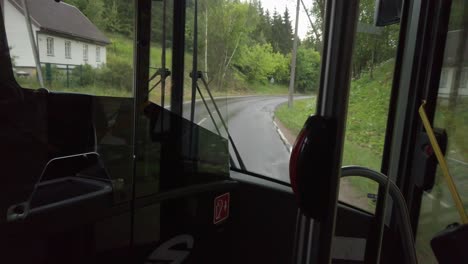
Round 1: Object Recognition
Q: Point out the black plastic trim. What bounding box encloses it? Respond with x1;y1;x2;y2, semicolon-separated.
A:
133;180;238;209
171;0;186;116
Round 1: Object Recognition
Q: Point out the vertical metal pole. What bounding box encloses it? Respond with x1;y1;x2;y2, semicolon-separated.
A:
190;0;198;124
308;0;359;263
21;0;44;87
66;64;69;88
161;0;167;108
131;0;152;246
189;0;199;167
288;0;300;108
204;5;209;82
171;0;186;116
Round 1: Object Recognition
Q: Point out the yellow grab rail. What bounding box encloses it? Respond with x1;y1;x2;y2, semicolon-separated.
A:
418;101;468;224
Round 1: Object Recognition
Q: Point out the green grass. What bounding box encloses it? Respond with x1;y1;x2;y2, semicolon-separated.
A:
275;97;316;135
275;60;396;210
275;97;380;210
274;60;395;166
15;33;301;99
346;59;394;155
106;33;177;68
434;98;468;160
275;58;468;220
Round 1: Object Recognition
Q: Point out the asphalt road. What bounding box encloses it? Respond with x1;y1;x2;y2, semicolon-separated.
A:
182;95;309;182
179;94;468;223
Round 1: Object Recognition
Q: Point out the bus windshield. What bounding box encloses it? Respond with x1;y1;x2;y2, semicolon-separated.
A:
6;0;401;213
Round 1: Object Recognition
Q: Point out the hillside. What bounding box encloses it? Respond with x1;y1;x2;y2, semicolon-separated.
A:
275;59;396;210
276;59;394;157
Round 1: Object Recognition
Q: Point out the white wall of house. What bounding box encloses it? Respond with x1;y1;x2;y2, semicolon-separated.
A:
37;32;107;68
4;0;38;68
4;0;106;70
438;67;468;98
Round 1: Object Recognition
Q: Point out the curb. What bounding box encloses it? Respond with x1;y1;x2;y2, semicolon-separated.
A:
273;118;292;153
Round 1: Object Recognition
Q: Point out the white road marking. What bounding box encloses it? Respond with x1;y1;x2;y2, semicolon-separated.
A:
197;117;207;125
448;157;468;166
424;193;451;208
273;120;292;153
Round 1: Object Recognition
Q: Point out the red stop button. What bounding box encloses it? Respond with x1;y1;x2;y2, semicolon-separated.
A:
213;193;230;224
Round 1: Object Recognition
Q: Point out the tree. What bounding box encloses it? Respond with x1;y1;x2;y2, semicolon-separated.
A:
83;0;104;27
249;1;271;45
295;47;321;92
270;9;283;53
280;8;294;55
262;10;272;44
204;0;258;89
234;43;288;84
102;0;121;33
307;0;325;52
63;0;103;27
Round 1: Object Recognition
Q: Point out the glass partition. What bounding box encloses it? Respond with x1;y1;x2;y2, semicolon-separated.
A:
2;0;135;211
338;1;400;213
416;0;467;261
134;0;230;198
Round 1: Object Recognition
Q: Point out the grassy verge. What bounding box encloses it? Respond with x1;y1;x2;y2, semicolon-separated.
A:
107;33;178;68
275;98;316;135
274;60;397;209
275;97;380;210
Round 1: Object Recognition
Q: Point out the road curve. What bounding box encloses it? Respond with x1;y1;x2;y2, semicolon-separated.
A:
183;95;311;182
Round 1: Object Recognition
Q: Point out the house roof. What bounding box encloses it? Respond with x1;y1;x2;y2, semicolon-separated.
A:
10;0;110;45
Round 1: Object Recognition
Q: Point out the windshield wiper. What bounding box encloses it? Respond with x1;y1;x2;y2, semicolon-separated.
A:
188;0;245;171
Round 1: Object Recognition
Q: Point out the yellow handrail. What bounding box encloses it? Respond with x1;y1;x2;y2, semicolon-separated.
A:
418;101;468;224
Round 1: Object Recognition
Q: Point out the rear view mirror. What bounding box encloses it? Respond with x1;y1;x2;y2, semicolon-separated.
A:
375;0;403;26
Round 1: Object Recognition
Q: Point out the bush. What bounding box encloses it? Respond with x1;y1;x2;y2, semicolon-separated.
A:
71;64;96;86
97;57;133;92
295;47;321;93
235;43;289;84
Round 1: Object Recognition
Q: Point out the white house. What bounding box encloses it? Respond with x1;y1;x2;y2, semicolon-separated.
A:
438;30;468;98
2;0;110;74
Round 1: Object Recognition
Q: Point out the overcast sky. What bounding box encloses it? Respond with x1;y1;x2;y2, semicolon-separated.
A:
259;0;312;39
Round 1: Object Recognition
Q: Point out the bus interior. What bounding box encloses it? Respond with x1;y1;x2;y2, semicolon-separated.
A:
0;0;467;263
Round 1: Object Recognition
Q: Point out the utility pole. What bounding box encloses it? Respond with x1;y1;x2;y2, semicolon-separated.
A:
288;0;300;108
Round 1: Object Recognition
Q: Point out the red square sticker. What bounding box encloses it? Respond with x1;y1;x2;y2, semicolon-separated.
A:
213;193;230;224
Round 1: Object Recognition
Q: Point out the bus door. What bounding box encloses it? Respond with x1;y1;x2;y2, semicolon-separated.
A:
289;0;425;263
383;0;468;262
341;0;468;263
0;0;135;263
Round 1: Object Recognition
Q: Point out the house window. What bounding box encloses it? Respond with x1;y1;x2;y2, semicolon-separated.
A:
46;37;54;56
65;41;72;59
439;68;448;88
83;44;88;62
460;68;468;89
96;47;101;63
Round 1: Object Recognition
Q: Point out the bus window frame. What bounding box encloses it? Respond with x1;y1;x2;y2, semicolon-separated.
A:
379;0;454;262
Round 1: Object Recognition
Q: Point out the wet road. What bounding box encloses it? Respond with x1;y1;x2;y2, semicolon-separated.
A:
182;96;309;182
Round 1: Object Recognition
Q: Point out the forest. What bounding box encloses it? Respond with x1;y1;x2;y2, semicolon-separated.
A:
59;0;399;94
